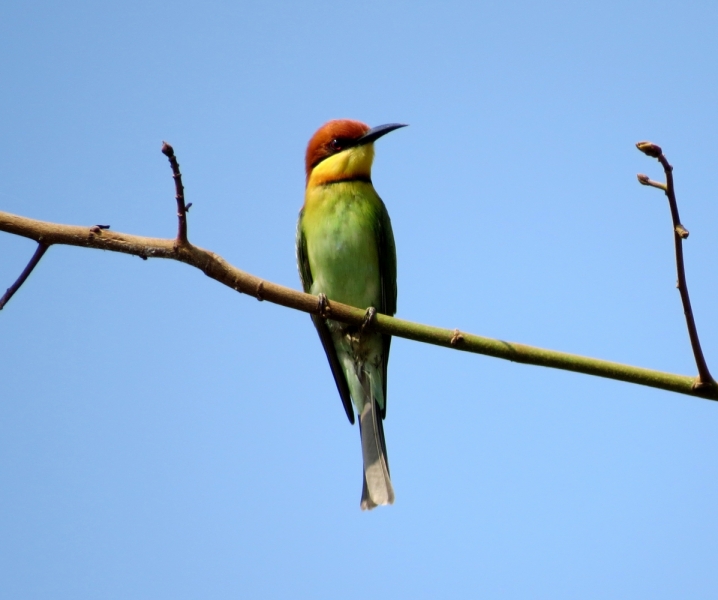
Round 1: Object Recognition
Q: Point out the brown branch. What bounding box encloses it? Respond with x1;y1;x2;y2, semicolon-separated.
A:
0;242;49;310
636;142;716;391
2;207;717;402
161;142;188;245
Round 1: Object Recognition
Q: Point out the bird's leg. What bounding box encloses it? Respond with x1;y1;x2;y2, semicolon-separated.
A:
361;307;377;336
316;293;331;318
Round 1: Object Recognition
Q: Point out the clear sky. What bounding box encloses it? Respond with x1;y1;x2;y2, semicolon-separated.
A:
2;0;718;598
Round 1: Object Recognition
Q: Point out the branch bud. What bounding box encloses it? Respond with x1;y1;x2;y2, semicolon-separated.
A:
636;141;663;158
675;224;689;239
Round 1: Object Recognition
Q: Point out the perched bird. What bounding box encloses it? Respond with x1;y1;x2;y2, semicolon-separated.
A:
296;119;406;509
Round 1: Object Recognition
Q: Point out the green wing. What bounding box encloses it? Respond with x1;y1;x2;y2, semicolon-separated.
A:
374;196;397;419
296;211;355;424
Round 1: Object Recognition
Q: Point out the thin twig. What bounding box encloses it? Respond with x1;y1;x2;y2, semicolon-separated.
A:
1;208;716;402
636;173;667;191
0;242;49;310
161;142;188;245
636;142;715;391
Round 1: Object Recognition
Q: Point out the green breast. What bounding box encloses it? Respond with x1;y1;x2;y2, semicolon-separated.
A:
302;181;382;310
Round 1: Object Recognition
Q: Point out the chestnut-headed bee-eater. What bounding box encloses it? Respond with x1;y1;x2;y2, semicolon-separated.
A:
296;119;406;509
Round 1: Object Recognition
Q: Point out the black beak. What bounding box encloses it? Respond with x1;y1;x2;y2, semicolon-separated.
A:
355;123;408;146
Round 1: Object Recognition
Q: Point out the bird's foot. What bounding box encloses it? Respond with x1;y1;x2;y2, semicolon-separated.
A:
361;307;377;335
317;293;331;318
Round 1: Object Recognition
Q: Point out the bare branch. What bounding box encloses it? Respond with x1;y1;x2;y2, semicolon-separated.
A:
636;141;716;391
0;242;49;310
1;208;715;402
161;142;188;245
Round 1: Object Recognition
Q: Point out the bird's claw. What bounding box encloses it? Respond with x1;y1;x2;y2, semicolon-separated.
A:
361;307;377;335
317;293;331;318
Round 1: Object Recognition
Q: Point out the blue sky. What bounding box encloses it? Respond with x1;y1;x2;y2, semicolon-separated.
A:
2;0;718;598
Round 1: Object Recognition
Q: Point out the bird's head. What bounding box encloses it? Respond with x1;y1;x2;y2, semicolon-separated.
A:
305;119;406;186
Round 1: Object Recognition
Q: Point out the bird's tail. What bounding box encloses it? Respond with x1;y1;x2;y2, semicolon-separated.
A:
359;394;394;510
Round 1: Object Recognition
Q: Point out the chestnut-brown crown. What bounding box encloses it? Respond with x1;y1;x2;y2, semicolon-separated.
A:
305;119;371;178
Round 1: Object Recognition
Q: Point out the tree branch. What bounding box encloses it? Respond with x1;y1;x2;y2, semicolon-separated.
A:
161;141;189;245
636;142;716;391
1;208;715;402
0;242;49;310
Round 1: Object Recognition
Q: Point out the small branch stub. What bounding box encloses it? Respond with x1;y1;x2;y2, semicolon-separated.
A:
675;224;689;239
161;142;189;245
450;329;465;346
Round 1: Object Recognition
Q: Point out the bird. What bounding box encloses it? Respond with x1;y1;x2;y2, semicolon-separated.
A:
296;119;406;509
